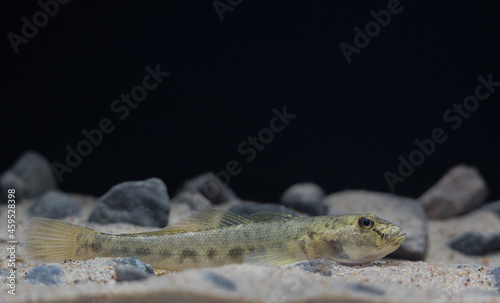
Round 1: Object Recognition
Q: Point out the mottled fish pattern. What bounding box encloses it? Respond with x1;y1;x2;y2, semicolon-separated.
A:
25;209;406;270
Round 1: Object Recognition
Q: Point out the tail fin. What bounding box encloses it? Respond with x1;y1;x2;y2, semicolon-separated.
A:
25;218;99;263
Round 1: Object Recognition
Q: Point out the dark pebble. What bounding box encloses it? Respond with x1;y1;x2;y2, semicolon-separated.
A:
0;151;57;204
25;265;63;285
88;178;170;227
229;203;298;219
490;267;500;290
280;183;326;216
449;232;500;255
175;173;236;204
294;259;337;276
109;257;154;275
115;265;151;282
349;283;385;296
205;271;237;291
29;190;81;219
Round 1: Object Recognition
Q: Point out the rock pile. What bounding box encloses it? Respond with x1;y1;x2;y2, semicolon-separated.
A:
1;151;499;303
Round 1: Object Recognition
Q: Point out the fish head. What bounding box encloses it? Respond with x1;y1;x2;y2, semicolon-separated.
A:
322;213;406;265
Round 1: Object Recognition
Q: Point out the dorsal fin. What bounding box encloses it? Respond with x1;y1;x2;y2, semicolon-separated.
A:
177;208;251;229
121;209;251;236
249;211;298;222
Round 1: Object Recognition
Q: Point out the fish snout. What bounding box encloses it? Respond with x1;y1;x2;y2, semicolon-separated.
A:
383;225;403;241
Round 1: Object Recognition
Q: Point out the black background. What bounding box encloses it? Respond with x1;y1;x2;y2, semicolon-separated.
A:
2;0;499;202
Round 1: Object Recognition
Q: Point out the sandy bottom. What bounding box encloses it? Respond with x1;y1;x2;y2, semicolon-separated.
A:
1;195;500;303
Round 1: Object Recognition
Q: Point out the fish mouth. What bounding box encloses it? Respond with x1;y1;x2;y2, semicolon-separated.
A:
383;226;406;245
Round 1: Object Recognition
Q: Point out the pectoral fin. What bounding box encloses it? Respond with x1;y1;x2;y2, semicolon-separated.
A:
244;241;307;266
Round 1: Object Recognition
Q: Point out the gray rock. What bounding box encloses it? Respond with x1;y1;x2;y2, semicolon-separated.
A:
89;178;170;227
295;259;337;276
480;200;500;218
419;165;488;219
25;265;63;285
324;190;427;260
29;190;81;219
169;191;213;226
449;232;500;255
171;191;212;210
280;183;326;216
115;265;151;282
0;151;57;204
111;256;153;282
490;267;500;291
204;271;237;291
110;257;154;274
169;191;213;225
229;203;298;219
176;173;236;204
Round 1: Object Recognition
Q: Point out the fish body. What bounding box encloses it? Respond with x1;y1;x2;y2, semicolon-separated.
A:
25;209;406;270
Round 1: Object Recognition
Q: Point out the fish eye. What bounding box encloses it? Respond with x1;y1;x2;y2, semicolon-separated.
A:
358;217;374;230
